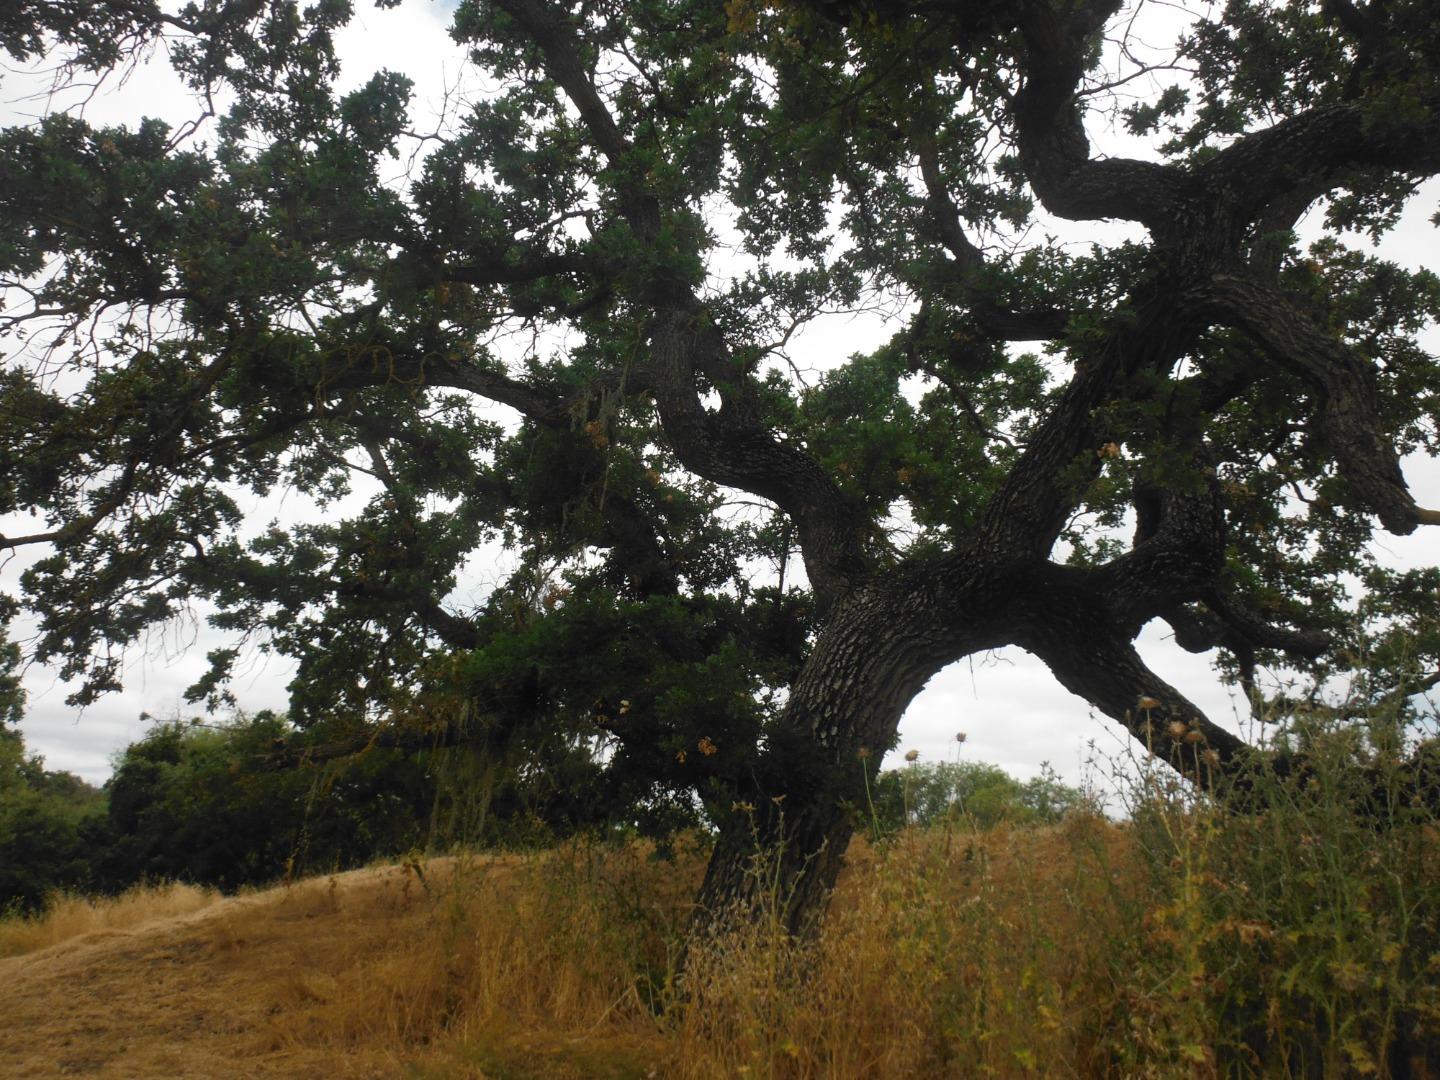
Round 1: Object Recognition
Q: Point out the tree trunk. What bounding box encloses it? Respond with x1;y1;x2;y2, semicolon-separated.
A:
685;545;1280;942
689;564;1005;938
692;793;856;939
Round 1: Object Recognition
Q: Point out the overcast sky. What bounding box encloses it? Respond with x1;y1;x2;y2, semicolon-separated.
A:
3;1;1436;795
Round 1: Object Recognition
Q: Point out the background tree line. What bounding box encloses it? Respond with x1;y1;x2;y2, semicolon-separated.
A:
2;667;1082;915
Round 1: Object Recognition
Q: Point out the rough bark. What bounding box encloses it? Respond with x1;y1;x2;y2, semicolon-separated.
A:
691;559;1013;935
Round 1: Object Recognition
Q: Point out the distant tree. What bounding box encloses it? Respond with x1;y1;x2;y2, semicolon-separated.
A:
86;708;612;893
0;631;103;911
2;0;1438;934
93;715;308;891
871;760;1084;833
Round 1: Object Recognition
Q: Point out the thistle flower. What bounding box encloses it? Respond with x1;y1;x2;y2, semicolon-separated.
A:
904;749;920;763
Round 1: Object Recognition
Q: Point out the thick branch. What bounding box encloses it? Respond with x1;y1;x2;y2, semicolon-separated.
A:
1013;567;1250;778
1011;0;1180;226
1204;97;1440;234
647;310;869;607
1161;599;1330;662
315;349;582;424
1198;273;1431;534
972;280;1206;559
1095;473;1227;634
490;0;661;240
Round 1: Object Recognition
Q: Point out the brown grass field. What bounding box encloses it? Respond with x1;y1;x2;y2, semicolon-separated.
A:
0;863;481;1078
0;848;696;1079
1;807;1435;1079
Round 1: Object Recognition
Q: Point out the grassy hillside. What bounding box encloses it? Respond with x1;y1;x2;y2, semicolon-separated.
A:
2;769;1437;1079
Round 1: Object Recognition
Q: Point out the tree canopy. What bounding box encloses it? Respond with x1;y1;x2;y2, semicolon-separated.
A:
2;0;1439;928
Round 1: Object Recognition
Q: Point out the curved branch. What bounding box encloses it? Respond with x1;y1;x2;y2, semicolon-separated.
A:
646;310;869;608
1203;96;1440;234
916;141;1070;340
312;348;583;424
1011;0;1180;226
1013;566;1250;779
1197;273;1425;534
1161;599;1330;662
1158;594;1330;703
1095;470;1227;634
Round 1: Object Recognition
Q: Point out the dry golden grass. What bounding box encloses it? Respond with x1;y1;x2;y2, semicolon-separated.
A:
0;881;220;959
0;850;687;1079
0;827;1125;1078
664;817;1139;1079
2;802;1435;1078
1;864;456;1078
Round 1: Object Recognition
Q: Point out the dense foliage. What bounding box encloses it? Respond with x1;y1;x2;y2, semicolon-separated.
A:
2;0;1438;926
0;734;102;913
0;633;102;911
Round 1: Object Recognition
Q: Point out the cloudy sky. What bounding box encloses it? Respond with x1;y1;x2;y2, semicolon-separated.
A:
3;1;1436;794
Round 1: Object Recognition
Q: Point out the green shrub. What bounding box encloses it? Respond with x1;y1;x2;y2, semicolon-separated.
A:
868;758;1083;834
0;732;103;913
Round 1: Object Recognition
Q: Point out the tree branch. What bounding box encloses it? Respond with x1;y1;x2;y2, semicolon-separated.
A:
1203;96;1440;235
1197;273;1433;534
487;0;873;609
1014;564;1250;777
916;141;1070;340
1010;0;1180;226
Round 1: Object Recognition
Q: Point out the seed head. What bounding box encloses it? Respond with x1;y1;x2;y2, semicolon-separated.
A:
904;749;920;763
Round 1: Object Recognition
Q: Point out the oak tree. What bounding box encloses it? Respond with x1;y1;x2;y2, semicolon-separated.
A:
3;0;1439;931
